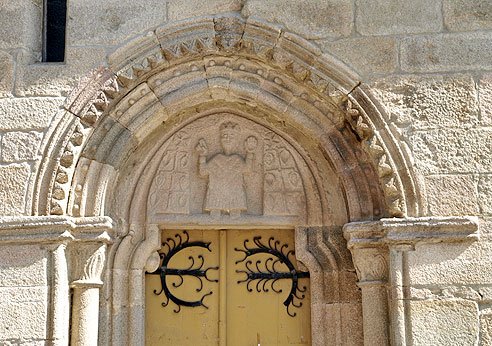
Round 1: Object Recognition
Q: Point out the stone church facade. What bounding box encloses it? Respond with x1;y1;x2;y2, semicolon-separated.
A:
0;1;491;345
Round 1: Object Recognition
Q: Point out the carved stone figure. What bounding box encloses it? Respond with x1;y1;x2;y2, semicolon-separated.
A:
196;122;257;218
147;113;310;224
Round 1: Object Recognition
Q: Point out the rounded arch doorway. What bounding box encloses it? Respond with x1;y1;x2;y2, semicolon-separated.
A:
32;14;422;346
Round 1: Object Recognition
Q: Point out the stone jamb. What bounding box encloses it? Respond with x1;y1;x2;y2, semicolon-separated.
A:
295;226;362;345
343;216;479;346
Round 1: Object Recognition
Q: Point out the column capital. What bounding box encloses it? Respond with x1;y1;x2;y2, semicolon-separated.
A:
351;246;388;284
343;221;388;284
70;243;107;287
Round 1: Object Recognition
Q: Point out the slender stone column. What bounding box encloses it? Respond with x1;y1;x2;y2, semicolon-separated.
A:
70;244;107;346
343;217;479;346
389;245;413;346
49;243;70;346
352;247;389;346
343;224;389;346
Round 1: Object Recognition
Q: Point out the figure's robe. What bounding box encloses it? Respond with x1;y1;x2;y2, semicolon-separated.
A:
199;153;251;212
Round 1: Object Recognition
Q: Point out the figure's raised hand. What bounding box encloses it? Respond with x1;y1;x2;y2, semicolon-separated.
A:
195;138;208;156
245;136;258;152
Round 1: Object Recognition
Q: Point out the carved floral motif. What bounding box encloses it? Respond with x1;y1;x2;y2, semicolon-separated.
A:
71;244;107;285
263;131;305;217
149;131;191;214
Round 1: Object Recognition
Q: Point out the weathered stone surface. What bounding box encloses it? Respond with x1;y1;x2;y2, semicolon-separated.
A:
478;286;492;301
14;342;46;346
67;0;167;46
401;33;492;73
15;48;106;96
480;217;492;240
444;0;492;32
168;0;241;21
340;303;363;345
481;314;492;345
355;0;441;35
0;164;30;216
425;175;479;216
408;241;492;285
1;131;43;163
318;37;397;76
479;175;492;215
0;97;62;130
479;74;492;126
410;286;483;301
0;287;47;339
323;302;363;345
370;74;479;128
0;51;14;98
409;299;479;345
410;129;492;175
0;245;47;287
0;0;42;54
0;341;45;346
242;0;353;39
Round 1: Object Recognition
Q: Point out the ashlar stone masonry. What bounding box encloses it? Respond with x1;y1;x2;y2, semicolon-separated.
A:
0;1;490;345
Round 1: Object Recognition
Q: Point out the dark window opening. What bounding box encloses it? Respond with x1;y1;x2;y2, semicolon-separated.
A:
42;0;67;62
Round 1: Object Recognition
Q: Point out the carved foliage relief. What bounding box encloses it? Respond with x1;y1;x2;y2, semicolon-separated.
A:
147;114;310;225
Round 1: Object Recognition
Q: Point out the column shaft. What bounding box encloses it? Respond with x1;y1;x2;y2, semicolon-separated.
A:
71;286;101;346
359;283;389;346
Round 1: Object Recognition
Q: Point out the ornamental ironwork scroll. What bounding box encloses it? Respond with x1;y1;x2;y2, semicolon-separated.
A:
235;236;310;317
148;231;218;312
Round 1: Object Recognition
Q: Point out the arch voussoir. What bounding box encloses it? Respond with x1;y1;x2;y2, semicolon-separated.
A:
33;15;421;224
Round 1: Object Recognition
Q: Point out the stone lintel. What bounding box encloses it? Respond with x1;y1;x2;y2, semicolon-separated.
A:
343;216;479;249
0;216;116;244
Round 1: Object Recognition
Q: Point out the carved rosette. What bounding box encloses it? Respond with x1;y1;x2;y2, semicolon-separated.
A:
70;244;107;287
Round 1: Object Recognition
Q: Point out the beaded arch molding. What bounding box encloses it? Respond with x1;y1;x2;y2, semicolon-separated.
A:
32;15;422;221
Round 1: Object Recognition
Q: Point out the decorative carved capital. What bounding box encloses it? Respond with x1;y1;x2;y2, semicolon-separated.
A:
70;243;107;287
343;221;388;284
351;247;388;283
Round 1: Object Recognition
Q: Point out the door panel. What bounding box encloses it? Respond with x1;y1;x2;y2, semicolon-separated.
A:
146;230;220;345
145;229;310;346
227;229;311;346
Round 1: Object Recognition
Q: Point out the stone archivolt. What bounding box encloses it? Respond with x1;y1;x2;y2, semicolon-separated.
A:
16;13;461;346
32;15;421;224
25;17;426;344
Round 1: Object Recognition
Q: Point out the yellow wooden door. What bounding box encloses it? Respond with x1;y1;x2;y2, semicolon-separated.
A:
145;229;311;346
